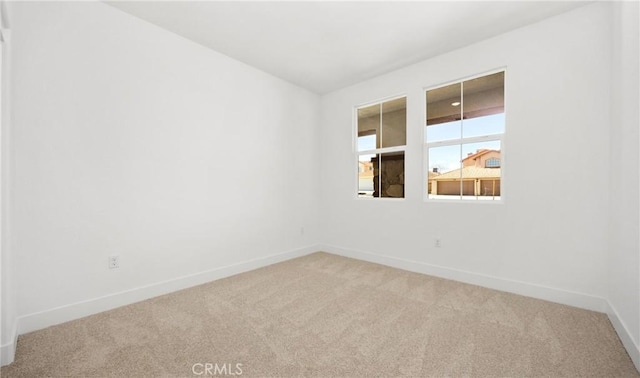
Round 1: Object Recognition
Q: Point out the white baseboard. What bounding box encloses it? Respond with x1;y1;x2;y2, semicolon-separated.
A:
16;245;319;337
606;301;640;372
320;244;607;313
0;324;17;366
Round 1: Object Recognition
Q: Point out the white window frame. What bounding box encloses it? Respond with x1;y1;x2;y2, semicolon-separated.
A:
354;94;407;200
423;69;506;203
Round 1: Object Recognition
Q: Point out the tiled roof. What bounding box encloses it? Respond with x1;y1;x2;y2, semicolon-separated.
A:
462;149;499;162
432;166;501;180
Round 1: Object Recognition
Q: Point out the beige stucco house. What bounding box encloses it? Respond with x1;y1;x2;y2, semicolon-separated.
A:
430;149;501;196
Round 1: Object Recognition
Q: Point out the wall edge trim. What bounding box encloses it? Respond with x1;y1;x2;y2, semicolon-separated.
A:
606;300;640;372
0;322;17;366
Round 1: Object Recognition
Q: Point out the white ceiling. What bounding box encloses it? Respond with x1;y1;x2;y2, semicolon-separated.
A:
106;1;589;94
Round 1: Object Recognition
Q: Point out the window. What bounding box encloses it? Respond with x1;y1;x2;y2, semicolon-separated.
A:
485;157;500;168
356;96;406;198
425;71;505;200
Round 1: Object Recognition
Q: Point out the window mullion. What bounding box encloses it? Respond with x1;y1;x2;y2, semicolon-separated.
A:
378;104;382;197
459;81;464;199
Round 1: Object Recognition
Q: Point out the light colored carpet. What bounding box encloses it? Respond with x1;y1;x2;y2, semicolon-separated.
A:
2;252;638;377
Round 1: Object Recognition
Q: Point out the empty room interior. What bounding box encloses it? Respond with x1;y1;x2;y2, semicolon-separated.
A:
0;0;639;376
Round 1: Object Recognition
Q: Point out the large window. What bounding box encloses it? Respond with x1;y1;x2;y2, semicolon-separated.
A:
356;96;406;198
425;71;505;201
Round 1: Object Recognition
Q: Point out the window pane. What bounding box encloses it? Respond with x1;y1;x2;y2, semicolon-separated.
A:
358;134;376;151
426;83;461;142
428;145;461;200
381;97;406;148
462;113;505;139
380;151;404;198
461;140;501;200
357;104;380;151
358;154;376;198
462;71;504;138
425;120;463;143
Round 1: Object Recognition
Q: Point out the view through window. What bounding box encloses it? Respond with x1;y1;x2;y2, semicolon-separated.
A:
425;71;505;200
357;97;407;198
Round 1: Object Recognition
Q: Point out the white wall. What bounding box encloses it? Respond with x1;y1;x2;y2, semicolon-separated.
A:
320;3;611;308
5;0;320;340
608;0;640;368
0;3;16;364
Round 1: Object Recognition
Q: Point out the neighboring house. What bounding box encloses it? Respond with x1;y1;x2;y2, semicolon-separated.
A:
427;169;440;194
358;160;374;178
461;149;501;168
429;149;501;196
358;160;375;194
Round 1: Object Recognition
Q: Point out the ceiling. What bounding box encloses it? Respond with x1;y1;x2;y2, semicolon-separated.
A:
106;1;589;94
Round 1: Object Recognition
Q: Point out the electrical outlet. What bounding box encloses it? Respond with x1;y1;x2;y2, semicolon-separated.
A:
108;255;120;269
434;238;442;248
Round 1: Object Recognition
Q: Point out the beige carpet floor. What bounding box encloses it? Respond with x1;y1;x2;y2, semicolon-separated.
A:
2;252;638;377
